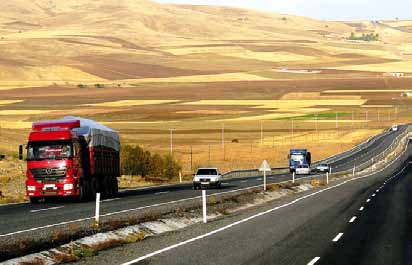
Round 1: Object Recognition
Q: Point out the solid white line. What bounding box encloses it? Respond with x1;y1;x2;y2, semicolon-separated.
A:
307;257;321;265
349;216;357;223
30;206;64;213
257;178;262;181
222;182;229;185
102;198;121;202
366;199;371;203
121;166;404;265
240;180;248;183
359;206;364;211
0;201;29;207
155;191;170;195
332;233;344;242
3;138;409;238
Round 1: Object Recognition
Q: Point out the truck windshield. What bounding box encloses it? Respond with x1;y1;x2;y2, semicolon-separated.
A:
291;154;305;162
27;140;73;161
197;169;217;175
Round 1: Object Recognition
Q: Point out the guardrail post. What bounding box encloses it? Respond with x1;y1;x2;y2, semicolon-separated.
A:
95;193;101;225
292;172;295;184
263;170;267;191
179;171;182;183
353;165;356;176
202;190;207;224
326;172;329;184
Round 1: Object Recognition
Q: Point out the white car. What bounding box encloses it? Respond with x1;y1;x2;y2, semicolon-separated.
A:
295;164;311;175
391;125;398;132
315;163;330;173
193;168;222;189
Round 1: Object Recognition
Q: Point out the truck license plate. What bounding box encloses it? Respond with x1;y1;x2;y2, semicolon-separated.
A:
43;184;57;190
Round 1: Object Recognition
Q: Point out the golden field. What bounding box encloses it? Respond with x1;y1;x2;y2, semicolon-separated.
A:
0;0;412;202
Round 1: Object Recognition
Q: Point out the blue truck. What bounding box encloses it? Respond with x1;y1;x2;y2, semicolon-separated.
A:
288;149;311;173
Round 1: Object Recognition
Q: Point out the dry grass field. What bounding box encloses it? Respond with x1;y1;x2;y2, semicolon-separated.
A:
0;0;412;202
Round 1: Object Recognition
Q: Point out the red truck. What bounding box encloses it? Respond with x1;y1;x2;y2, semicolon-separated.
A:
19;117;120;203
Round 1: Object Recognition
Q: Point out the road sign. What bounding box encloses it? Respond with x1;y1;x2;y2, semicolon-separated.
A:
259;160;271;172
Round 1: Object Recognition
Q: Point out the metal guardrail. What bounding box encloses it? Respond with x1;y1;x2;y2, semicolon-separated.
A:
221;128;395;180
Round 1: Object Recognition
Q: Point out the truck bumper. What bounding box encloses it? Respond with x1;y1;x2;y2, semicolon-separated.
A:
26;179;78;197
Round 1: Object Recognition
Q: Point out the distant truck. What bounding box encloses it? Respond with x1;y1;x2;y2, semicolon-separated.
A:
288;149;311;173
20;117;120;203
193;168;222;189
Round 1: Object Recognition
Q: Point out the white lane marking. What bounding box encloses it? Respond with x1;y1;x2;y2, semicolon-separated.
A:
240;180;248;183
376;189;379;192
121;163;407;265
257;178;262;181
360;206;364;211
349;216;357;223
0;201;29;207
372;193;376;197
366;199;371;203
155;191;170;195
30;206;64;213
102;198;121;202
332;233;344;242
307;257;321;265
269;177;275;179
3;144;409;239
222;183;229;185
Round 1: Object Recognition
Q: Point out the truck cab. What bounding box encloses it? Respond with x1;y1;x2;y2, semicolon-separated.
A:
21;118;120;203
193;168;222;189
288;149;311;173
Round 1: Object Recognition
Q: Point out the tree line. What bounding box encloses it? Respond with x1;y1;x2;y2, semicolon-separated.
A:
120;145;182;180
348;32;379;42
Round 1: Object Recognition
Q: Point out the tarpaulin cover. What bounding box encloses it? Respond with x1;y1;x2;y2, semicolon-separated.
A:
63;116;120;151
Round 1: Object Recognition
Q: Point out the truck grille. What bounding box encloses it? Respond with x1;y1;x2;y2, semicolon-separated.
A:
31;167;67;182
200;179;210;182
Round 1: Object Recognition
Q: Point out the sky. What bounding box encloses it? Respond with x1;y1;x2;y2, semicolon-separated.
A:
155;0;412;21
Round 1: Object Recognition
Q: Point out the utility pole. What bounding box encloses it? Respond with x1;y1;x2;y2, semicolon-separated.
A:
190;145;193;172
315;114;318;135
352;111;354;128
221;123;225;149
260;120;264;146
378;110;380;122
336;112;338;129
222;123;225;161
365;111;368;128
395;106;398;121
291;119;294;145
208;144;211;164
169;129;174;154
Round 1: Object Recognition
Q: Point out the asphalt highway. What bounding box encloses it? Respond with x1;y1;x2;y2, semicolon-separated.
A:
74;147;412;265
0;126;406;240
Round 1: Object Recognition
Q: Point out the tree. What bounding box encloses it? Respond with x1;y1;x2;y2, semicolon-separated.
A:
162;154;182;180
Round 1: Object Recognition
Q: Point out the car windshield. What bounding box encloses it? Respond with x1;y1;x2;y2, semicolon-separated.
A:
319;164;328;167
197;169;217;175
27;140;73;161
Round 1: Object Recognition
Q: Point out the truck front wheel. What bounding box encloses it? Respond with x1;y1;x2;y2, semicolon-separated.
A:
29;197;42;204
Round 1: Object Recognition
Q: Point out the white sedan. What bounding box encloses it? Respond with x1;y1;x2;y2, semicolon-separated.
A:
295;164;311;175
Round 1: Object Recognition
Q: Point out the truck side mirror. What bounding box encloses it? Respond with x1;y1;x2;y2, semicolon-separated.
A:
18;145;24;160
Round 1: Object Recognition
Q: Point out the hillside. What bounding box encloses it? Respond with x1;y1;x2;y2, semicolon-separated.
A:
0;0;410;86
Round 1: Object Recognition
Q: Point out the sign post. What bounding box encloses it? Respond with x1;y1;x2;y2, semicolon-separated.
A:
259;160;271;191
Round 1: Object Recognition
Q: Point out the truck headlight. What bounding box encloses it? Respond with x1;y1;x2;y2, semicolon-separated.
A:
64;184;74;191
27;186;36;191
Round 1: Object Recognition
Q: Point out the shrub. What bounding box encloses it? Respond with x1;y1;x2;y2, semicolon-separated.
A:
121;145;182;181
162;153;182;180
